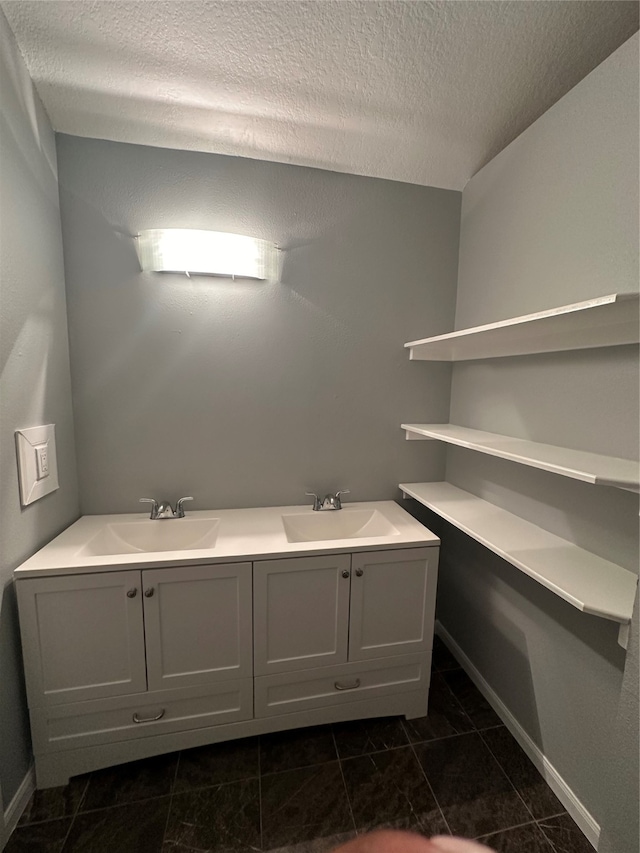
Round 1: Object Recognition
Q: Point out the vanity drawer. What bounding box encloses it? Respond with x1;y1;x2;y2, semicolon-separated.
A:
254;652;430;717
31;678;253;753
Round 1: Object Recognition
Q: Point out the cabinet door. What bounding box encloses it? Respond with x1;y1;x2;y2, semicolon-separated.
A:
17;571;147;707
254;554;351;675
348;548;438;662
143;562;253;691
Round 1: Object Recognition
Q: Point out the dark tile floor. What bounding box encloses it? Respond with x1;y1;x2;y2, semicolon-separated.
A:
7;638;594;853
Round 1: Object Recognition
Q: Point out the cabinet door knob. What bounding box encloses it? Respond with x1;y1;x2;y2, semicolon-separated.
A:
335;678;361;691
132;709;165;724
126;588;137;598
355;568;363;577
144;587;155;597
341;570;350;579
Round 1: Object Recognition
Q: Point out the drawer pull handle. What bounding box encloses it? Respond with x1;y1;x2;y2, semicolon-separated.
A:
144;587;155;598
126;588;137;598
133;709;165;724
334;679;361;691
355;568;363;577
341;570;350;579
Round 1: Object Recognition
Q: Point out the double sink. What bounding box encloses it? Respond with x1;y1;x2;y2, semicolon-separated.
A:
79;507;401;557
14;501;439;576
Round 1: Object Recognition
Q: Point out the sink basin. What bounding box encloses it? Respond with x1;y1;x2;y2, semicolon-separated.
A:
78;518;220;556
281;509;400;543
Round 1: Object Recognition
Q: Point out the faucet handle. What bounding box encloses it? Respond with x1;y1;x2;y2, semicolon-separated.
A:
175;496;194;518
139;498;159;519
305;492;322;511
334;490;350;509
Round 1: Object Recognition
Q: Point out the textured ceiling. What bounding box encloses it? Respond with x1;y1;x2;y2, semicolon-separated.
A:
3;1;638;189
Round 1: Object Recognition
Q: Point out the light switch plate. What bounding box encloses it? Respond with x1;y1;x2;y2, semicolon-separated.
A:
15;424;59;506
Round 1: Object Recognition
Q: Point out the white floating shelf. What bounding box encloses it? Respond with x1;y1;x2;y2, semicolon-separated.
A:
402;424;640;493
399;481;638;643
405;293;640;361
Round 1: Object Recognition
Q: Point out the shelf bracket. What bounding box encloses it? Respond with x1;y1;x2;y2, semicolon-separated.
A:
617;622;630;650
405;431;431;441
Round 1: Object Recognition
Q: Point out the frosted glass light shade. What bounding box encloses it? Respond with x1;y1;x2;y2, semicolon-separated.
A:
136;229;276;279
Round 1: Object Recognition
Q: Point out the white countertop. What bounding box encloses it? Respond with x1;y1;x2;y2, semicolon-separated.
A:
14;501;439;578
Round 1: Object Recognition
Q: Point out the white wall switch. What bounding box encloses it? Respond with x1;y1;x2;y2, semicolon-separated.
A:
15;425;59;506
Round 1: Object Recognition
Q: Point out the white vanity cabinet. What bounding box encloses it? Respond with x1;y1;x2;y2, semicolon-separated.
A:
253;548;436;717
15;518;439;788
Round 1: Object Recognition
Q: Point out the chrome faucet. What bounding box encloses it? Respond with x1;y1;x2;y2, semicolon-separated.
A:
305;490;350;511
139;497;194;519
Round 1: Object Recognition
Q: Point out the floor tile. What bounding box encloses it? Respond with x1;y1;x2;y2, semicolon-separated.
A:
261;761;353;849
164;779;260;852
18;776;88;825
341;746;446;835
174;736;260;791
480;822;555;852
415;731;531;838
4;818;71;853
432;636;461;672
333;716;408;758
63;798;169;852
403;673;475;742
260;724;337;774
81;753;178;811
263;831;357;853
481;727;564;820
538;813;594;853
442;670;503;730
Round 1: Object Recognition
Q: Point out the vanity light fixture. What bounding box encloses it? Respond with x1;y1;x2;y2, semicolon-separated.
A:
136;229;276;280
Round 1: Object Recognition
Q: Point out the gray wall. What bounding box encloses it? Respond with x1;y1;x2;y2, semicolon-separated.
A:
418;33;638;844
55;136;461;515
0;11;79;806
597;591;640;853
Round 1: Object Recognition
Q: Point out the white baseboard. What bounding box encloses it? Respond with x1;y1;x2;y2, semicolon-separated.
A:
2;765;35;849
435;620;599;850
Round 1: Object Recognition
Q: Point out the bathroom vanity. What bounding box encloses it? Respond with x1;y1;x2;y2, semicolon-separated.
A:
14;501;439;788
